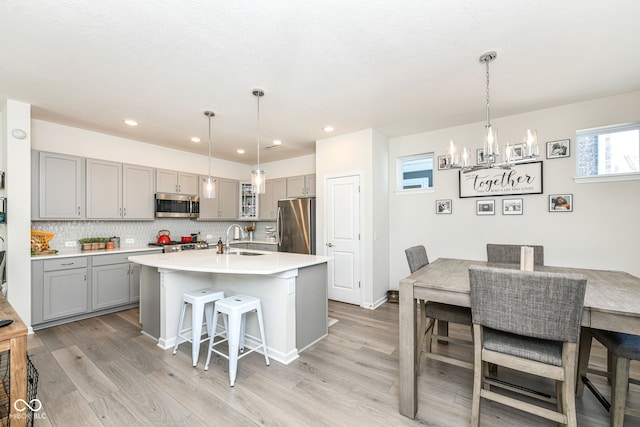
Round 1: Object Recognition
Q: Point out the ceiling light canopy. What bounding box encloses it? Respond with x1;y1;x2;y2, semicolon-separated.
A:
251;89;266;194
124;119;138;126
447;51;539;173
202;110;216;199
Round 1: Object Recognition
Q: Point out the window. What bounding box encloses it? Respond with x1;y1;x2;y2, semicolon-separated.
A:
576;122;640;181
397;153;434;191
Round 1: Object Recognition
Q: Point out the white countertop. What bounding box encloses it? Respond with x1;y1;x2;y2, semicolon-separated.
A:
129;248;331;275
31;246;162;260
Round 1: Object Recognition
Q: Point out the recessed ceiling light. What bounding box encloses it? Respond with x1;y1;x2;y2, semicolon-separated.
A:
273;139;283;145
323;126;334;132
124;119;139;126
237;149;245;154
191;137;201;143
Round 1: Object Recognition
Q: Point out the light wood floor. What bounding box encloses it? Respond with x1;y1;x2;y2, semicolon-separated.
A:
27;301;640;426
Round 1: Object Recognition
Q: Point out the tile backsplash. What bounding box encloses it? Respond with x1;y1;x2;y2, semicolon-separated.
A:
32;219;276;250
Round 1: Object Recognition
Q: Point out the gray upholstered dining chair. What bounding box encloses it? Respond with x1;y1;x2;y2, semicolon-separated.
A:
468;265;587;426
405;245;473;372
486;243;544;266
576;328;640;426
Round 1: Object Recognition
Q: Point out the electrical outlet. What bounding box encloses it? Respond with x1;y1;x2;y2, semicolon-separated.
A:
65;241;76;247
125;238;134;244
206;234;213;239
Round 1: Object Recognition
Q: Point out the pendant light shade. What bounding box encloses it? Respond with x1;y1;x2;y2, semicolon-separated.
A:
251;89;266;194
202;110;216;199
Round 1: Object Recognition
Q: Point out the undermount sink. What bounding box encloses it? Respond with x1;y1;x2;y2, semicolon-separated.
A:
229;251;265;256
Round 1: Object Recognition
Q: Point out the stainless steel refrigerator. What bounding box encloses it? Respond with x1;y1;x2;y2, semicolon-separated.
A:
276;198;316;254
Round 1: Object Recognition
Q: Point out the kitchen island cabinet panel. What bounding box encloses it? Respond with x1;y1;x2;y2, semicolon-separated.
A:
32;151;84;220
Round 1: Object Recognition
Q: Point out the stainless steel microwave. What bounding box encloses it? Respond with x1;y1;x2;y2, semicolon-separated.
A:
154;193;199;218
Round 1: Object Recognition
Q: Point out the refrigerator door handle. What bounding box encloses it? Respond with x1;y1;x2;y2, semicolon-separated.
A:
276;206;283;246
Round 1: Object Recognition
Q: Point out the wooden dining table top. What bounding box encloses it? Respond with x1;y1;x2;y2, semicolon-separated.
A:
401;257;640;333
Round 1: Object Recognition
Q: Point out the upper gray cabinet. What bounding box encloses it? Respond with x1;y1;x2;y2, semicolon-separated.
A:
198;176;239;220
286;174;316;198
86;159;154;220
32;151;84;220
260;178;287;220
156;169;198;195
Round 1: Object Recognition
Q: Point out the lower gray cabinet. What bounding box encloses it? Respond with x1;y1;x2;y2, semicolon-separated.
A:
41;257;89;322
31;249;160;328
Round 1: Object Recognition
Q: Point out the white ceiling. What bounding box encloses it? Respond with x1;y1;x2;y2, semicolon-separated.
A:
2;0;640;165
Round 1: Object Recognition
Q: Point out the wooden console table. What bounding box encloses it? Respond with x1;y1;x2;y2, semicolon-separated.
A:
0;294;28;427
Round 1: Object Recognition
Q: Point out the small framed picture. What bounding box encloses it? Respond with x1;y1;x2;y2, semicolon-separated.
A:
502;198;523;215
512;143;524;160
477;149;487;164
436;199;452;214
476;199;495;215
438;155;451;170
549;194;573;212
546;139;570;159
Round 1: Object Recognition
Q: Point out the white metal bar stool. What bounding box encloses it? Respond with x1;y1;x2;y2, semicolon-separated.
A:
173;288;225;367
204;294;270;386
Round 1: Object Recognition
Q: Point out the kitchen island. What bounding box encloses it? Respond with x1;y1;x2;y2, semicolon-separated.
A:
128;249;331;365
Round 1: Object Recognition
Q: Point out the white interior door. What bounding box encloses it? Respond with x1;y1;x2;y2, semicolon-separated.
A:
326;175;361;305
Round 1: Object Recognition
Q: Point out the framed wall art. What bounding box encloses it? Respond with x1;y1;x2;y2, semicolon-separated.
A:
546;139;570;159
436;199;452;214
502;198;523;215
476;199;495;215
459;161;543;198
438;155;451;170
549;194;573;212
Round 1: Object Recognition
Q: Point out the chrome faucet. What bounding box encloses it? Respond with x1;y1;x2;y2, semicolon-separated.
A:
225;224;246;253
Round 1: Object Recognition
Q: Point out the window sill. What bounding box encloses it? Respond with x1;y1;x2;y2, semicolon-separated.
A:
395;187;436;195
574;172;640;184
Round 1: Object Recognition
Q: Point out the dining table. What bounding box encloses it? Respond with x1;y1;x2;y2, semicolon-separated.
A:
398;258;640;419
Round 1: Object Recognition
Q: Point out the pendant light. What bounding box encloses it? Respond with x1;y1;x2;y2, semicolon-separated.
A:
202;110;216;198
251;89;266;194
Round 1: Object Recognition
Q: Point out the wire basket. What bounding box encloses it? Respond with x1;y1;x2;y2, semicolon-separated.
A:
0;352;39;427
30;230;55;253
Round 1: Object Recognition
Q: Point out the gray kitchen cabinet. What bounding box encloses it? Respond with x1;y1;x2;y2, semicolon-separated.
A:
286;174;316;198
86;159;154;220
156;169;198;195
260;178;287;219
32;151;84;220
32;257;89;323
91;252;151;309
198;176;239;220
31;249;161;329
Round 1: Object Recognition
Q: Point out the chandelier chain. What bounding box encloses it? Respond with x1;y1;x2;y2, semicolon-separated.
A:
485;58;491;128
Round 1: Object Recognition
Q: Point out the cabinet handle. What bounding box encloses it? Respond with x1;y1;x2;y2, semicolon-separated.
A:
83;273;87;281
120;208;122;216
61;262;75;266
77;206;81;215
123;208;126;217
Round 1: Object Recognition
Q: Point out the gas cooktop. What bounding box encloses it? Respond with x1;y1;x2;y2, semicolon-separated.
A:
149;241;210;252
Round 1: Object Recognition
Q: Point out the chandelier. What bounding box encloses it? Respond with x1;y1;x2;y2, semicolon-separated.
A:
447;51;539;173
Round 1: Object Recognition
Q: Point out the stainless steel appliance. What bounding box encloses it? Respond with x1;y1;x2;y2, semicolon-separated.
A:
276;197;315;254
154;193;199;218
148;241;209;253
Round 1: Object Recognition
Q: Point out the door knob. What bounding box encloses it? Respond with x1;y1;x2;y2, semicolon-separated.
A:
326;243;334;247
